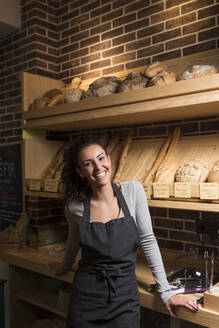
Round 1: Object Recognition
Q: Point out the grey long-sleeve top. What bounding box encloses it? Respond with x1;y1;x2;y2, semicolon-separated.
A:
62;180;173;303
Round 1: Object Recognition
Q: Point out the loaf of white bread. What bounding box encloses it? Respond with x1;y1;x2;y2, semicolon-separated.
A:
175;159;209;183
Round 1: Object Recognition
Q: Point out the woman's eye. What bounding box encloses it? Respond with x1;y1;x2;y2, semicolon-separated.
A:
99;156;105;161
84;162;92;167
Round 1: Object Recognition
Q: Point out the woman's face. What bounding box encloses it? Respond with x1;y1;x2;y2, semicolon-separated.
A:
76;144;111;187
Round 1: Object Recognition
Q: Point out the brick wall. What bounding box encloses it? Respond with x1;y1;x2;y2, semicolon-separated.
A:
0;0;219;255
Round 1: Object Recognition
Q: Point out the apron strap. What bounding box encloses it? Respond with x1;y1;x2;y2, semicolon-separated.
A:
83;182;131;221
112;182;131;217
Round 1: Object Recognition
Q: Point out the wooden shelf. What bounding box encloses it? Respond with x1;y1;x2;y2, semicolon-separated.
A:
148;199;219;212
15;288;66;318
22;73;219;131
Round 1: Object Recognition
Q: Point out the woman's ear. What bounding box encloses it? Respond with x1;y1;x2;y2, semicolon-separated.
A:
76;167;85;178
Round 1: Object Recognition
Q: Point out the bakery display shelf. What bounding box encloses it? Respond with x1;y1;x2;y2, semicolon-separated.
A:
148;199;219;212
22;72;219;132
15;288;66;319
25;190;60;198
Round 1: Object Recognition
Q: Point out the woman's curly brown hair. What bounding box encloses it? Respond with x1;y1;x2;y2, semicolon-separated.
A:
59;135;106;202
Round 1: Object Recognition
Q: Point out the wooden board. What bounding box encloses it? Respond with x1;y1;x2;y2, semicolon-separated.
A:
24;139;65;179
22;72;64;112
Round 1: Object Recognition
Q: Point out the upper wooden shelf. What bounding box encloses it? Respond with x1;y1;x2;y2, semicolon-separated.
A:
22;73;219;131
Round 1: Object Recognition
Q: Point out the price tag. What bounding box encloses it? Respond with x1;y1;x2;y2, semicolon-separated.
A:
153;183;169;198
200;183;219;200
174;182;191;198
29;179;41;191
44;179;58;192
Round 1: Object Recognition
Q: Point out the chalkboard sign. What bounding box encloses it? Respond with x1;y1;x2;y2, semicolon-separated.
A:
0;142;23;223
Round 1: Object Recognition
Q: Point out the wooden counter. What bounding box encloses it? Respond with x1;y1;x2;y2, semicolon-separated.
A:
0;248;218;327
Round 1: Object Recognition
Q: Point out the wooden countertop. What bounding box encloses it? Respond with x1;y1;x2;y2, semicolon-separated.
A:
0;248;218;327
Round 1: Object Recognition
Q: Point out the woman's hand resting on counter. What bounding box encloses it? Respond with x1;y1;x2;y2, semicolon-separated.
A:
165;294;199;318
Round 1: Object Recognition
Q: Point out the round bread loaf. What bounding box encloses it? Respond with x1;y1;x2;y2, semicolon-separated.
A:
118;72;148;93
86;76;121;98
149;71;176;86
144;62;168;78
175;159;209;183
154;161;179;184
208;160;219;183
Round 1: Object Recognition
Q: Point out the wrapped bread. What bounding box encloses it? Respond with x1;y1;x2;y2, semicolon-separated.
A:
149;71;176;86
175;159;209;183
62;77;86;103
208;160;219;183
154;161;178;184
86;76;121;98
180;65;217;80
118;72;148;93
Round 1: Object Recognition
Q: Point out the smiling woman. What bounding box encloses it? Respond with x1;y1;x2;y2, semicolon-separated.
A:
49;135;199;328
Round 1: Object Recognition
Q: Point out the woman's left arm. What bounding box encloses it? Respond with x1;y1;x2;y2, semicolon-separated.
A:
133;181;198;316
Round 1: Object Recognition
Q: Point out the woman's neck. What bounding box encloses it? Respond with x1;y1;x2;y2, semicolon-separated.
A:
91;182;114;202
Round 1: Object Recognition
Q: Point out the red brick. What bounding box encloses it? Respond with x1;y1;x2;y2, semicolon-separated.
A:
166;0;190;9
70;14;89;27
138;2;164;19
80;18;100;30
183;17;215;35
90;40;111;53
81;53;101;65
138;23;164;39
200;119;219;133
154;218;183;229
62;26;79;38
80;35;100;48
153;28;181;44
166;13;196;29
113;0;137;9
113;13;136;28
81;1;100;14
113;32;136;46
102;46;124;58
81;70;101;81
70;64;89;75
125;18;149;33
170;230;200;243
182;0;214;14
102;27;123;40
91;4;111;18
126;37;151;51
112;52;136;65
166;35;196;50
70;48;89;59
183;40;216;56
151;7;179;24
125;0;149;14
102;64;124;75
138;43;164;58
198;4;219;19
90;59;111;70
154;228;168;238
198;27;219;42
157;239;184;251
91;22;111;36
126;58;151;70
62;59;80;70
101;8;123;23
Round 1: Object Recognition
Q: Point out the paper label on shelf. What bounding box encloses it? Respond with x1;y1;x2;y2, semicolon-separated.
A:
44;179;58;192
174;182;191;198
29;179;41;191
144;184;151;199
200;183;219;200
153;183;169;198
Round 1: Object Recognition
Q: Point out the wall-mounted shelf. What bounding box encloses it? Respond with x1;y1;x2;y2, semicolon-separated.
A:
22;73;219;131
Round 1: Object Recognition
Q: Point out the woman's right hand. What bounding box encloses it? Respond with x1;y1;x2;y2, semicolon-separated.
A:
49;262;64;275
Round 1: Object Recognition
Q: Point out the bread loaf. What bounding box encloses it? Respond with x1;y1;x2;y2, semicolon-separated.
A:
149;71;176;86
118;72;148;93
86;76;121;98
208;160;219;183
154;161;178;184
180;65;217;80
144;62;168;78
175;159;209;183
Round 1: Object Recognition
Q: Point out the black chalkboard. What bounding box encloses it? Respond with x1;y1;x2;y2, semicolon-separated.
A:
0;142;23;227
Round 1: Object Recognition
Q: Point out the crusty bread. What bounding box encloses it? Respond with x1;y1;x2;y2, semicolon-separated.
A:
118;72;148;93
175;159;209;183
208;160;219;183
149;71;176;86
154;161;179;184
86;76;121;98
144;62;168;78
180;64;217;80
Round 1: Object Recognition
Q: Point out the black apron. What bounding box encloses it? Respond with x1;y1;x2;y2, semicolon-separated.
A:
66;183;140;328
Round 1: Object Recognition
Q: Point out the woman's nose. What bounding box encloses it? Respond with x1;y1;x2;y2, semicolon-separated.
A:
93;161;101;170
